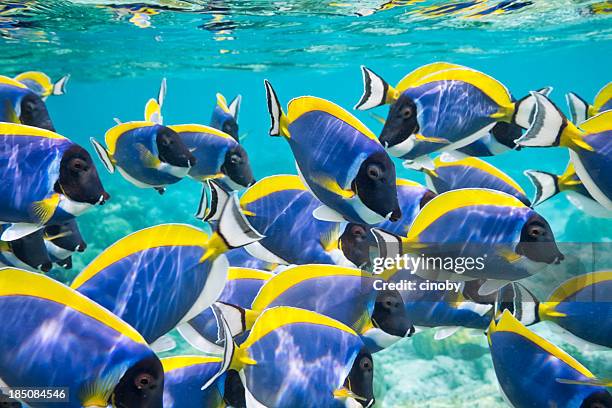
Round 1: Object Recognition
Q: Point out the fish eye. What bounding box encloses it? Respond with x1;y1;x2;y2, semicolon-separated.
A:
529;224;546;237
351;225;366;237
230;153;242;164
134;373;155;390
359;358;372;371
401;107;413;118
366;164;383;180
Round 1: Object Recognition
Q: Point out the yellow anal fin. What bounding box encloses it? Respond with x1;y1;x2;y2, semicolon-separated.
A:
415;133;451;144
31;194;60;224
320;224;341;252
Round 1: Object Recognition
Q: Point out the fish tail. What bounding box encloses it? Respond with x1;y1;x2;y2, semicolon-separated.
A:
515;92;591;151
198;180;264;249
52;74;70;96
494;282;540;326
144;78;166;124
90;137;116;173
565;92;590;124
370;228;407;272
354;66;398;110
263;80;289;137
511;86;552;128
228;94;242;119
214;301;251;337
523;170;560;206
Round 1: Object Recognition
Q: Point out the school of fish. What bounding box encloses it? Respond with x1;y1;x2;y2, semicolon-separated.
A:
0;64;610;408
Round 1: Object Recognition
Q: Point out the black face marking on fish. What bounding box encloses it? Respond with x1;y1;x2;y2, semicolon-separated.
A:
346;347;375;407
221;144;255;187
516;214;564;264
56;256;73;269
354;151;401;222
112;356;163;408
490;121;522;149
581;390;612;408
372;289;412;337
419;190;437;209
223;369;246;408
221;118;239;141
340;223;371;267
19;92;55;131
45;220;86;252
155;126;196;168
379;93;419;149
9;229;52;272
57;145;110;205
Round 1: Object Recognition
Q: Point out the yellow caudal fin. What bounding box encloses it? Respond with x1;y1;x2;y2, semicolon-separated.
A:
263;80;290;138
30;194;60;224
355;66;400;110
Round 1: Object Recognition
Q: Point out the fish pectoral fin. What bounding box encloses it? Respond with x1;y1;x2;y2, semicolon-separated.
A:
150;334;177;353
414;133;451;144
434;326;460;340
556;378;612;387
0;223;45;242
90;138;116;173
314;176;355;199
312;205;346;222
320;224;341;252
369;112;387;125
136;143;162;168
30;194;60;224
333;388;366;402
403;156;435;171
478;279;509;296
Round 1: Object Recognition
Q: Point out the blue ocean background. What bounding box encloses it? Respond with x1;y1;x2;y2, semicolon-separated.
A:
2;1;611;406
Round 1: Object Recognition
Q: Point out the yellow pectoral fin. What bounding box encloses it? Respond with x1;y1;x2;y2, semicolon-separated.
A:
414;133;451;144
136;144;161;168
316;176;355;199
370;113;387;125
333;388;366;402
31;194;60;224
497;247;522;263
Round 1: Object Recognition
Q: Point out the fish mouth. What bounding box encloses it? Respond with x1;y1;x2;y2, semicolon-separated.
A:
38;263;52;272
97;193;110;205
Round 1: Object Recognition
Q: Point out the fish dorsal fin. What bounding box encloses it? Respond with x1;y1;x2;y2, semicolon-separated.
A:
241;306;357;350
227;267;274;282
168;124;233;139
493;310;595;379
396;62;465;92
579;110;612;135
437;154;526;195
0;267;146;345
104;121;155;155
0;122;65;140
408;189;525;239
251;265;367;312
434;326;460;340
71;224;209;289
0;75;28;89
396;178;425;188
240;175;307;207
216;93;230;113
228;95;241;119
546;271;612;303
593;82;612;111
410;68;512;109
161;355;222;373
14;71;52;95
287;96;378;141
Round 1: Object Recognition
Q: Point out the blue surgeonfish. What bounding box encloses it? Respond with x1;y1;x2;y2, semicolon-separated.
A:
525;161;611;218
224;174;355;266
43;219;87;269
0;123;109;241
162;356;226;408
71;192;263;346
488;310;612;408
566;82;612;124
90;121;196;194
516;93;612;212
14;71;69;100
415;152;531;205
264;80;401;225
0;268;164;408
216;305;375;408
536;271;612;348
204;265;414;354
180;267;273;354
210;92;241;141
372;188;564;295
355;63;540;168
0;227;52;272
0;75;56;130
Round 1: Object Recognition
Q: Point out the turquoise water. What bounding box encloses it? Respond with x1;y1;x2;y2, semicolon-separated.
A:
2;1;611;407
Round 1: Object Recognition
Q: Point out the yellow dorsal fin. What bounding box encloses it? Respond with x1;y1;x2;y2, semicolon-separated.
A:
240;175;307;207
216;93;230;113
592;82;612;112
0;75;28;89
396;62;465;92
579;110;612;135
104;121;155;155
168;124;233;139
14;71;52;95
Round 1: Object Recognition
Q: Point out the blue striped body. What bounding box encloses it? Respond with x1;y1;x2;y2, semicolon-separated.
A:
227;247;275;270
0;294;154;407
163;359;225;408
400;81;501;160
0;83;29;122
113;125;183;186
75;244;214;343
288;110;385;224
0;134;74;223
574;130;612;203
